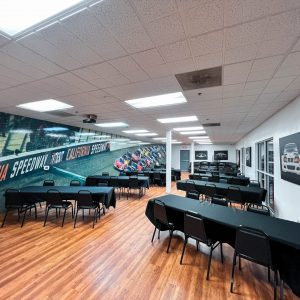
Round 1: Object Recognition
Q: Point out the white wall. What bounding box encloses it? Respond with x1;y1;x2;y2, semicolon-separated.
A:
171;144;236;169
235;96;300;222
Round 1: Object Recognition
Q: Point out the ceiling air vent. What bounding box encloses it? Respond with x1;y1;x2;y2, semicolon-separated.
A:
45;111;75;117
175;66;222;90
202;123;221;127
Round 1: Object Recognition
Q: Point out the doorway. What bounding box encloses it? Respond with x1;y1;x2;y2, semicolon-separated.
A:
180;150;190;171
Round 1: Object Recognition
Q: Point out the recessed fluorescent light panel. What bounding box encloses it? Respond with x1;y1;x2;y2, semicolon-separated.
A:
189;136;210;139
0;0;84;36
135;133;158;136
173;126;203;131
17;99;73;112
125;92;187;108
122;129;148;134
180;131;206;135
95;122;128;128
157;116;198;124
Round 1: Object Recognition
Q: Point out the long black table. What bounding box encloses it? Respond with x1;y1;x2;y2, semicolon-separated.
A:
177;179;266;204
19;186;116;209
124;169;181;182
85;175;150;189
145;194;300;297
189;173;250;186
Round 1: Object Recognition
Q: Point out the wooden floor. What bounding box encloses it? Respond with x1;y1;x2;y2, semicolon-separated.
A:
0;175;298;300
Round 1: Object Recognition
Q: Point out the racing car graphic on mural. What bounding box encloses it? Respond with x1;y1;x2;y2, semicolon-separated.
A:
281;143;300;175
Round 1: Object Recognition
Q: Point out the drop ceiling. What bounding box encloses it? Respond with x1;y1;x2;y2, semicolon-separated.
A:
0;0;299;144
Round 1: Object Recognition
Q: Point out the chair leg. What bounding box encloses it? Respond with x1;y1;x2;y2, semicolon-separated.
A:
280;278;284;300
39;202;42;208
1;210;8;227
239;255;242;270
44;207;50;227
34;205;37;220
167;230;173;253
93;209;97;228
207;245;214;280
273;269;277;300
220;243;224;264
74;208;79;228
151;227;157;243
196;240;199;251
82;209;84;221
17;208;20;221
21;208;27;227
230;251;237;292
180;236;188;264
158;230;160;239
61;208;67;227
268;266;271;282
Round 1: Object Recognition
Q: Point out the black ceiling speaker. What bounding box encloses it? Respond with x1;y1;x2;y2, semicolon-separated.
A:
83;114;97;123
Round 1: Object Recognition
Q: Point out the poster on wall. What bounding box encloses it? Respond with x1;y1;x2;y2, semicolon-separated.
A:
195;150;208;160
246;147;251;167
280;132;300;185
214;150;228;161
236;149;240;167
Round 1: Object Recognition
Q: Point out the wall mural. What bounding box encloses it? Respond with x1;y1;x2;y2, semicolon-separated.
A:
0;111;149;211
280;132;300;185
246;147;252;167
214;150;228;161
195;150;208;160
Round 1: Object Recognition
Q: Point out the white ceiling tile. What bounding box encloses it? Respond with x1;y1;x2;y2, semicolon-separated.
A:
194;52;222;70
242;0;270;22
0;33;10;46
223;83;244;98
123;70;150;82
167;58;195;74
224;19;266;50
131;49;165;69
130;0;177;23
189;30;223;57
264;76;297;93
292;38;300;52
224;0;243;26
269;0;300;14
274;52;300;77
223;61;252;85
55;73;97;92
158;40;191;62
224;43;258;64
145;14;186;46
256;92;281;104
286;76;300;90
180;0;223;37
244;80;268;90
109;56;142;73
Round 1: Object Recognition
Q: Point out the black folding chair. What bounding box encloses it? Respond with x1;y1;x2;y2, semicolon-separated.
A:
186;190;200;200
127;176;142;199
227;186;243;207
180;211;223;280
44;189;73;227
70;180;81;186
43;180;55;186
151;199;175;253
211;196;228;207
74;190;101;228
1;189;37;228
230;226;278;299
153;172;163;186
203;183;217;201
102;172;109;176
246;203;271;216
109;176;121;199
249;180;260;188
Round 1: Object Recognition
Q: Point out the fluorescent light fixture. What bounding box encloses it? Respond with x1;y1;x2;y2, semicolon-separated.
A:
114;138;130;142
135;133;158;136
122;129;148;134
173;126;203;131
139;142;151;145
95;122;128;128
10;129;33;134
95;135;111;139
125;92;187;108
152;138;178;142
79;132;95;136
17;99;73;112
43;127;69;132
180;131;206;135
46;133;68;138
189;136;210;139
157;116;198;124
0;0;84;36
197;142;213;144
129;140;141;143
172;141;182;144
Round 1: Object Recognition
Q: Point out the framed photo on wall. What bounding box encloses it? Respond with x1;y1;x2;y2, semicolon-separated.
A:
214;150;228;161
236;149;240;167
195;150;208;160
246;147;251;167
280;132;300;185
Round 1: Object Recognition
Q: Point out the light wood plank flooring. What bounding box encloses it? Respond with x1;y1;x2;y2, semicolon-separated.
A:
0;175;298;300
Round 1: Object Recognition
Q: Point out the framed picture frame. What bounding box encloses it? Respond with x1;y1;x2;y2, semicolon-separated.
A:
236;149;240;167
214;150;228;161
246;147;251;167
195;150;208;160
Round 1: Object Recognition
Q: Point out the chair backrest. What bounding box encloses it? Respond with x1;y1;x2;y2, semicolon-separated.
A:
209;175;219;183
102;172;109;176
201;176;209;182
153;172;161;180
4;189;23;207
184;211;207;243
138;172;144;176
229;177;242;185
249;180;260;188
97;182;108;187
108;176;119;187
77;190;95;207
227;186;242;202
219;178;228;184
43;180;54;186
204;183;216;198
46;189;63;206
247;204;271;216
153;199;168;225
128;176;139;188
235;226;272;267
70;180;81;186
186;190;200;200
211;196;228;206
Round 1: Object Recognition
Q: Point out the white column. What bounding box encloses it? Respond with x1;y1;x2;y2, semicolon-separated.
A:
191;141;195;174
166;130;172;193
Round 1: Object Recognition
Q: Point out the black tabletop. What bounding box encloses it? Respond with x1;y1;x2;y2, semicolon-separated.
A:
145;194;300;297
19;186;116;209
177;180;266;204
189;174;250;186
